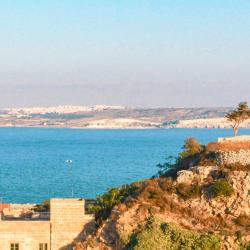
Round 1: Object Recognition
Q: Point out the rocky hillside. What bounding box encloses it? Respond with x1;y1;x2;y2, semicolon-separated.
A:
75;137;250;250
0;106;232;128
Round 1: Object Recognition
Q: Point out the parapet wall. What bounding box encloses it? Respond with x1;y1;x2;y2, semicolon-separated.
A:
216;149;250;166
218;135;250;143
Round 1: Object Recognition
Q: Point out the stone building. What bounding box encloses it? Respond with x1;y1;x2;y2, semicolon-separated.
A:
0;198;94;250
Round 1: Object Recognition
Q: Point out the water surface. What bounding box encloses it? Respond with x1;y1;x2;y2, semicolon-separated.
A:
0;128;249;203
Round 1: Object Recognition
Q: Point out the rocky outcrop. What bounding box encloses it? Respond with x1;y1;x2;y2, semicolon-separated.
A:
177;166;250;217
177;166;218;184
76;136;250;250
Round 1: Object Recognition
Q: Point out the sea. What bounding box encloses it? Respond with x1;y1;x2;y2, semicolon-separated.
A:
0;127;249;203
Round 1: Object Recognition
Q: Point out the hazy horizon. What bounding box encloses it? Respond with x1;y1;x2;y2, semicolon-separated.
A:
1;1;250;108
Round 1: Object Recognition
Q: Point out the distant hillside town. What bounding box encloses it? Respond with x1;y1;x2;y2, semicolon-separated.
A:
0;105;249;129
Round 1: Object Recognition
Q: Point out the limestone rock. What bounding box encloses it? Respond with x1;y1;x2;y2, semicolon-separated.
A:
176;166;218;184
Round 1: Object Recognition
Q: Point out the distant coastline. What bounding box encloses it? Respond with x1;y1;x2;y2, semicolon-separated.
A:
1;121;250;129
1;105;250;129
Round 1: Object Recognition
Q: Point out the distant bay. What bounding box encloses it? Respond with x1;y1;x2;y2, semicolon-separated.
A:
0;127;249;203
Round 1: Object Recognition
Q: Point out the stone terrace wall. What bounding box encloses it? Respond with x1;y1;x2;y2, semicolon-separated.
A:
216;149;250;166
218;135;250;143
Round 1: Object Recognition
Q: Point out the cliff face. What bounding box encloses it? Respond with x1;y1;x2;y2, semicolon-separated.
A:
176;166;250;218
75;139;250;250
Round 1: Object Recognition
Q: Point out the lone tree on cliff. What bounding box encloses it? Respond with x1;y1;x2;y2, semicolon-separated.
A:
225;102;250;136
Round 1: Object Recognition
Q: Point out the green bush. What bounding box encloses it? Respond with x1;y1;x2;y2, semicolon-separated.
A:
33;199;50;212
212;180;234;198
239;241;250;250
89;184;137;225
127;216;221;250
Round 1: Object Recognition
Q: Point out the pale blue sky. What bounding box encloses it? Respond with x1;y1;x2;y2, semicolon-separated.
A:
0;1;250;108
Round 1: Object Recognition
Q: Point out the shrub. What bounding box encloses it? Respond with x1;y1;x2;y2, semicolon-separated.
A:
179;137;203;159
209;169;228;180
176;183;202;200
236;230;243;241
157;156;178;177
127;216;221;250
157;137;205;179
199;151;217;166
239;241;250;250
223;163;250;172
89;184;137;225
158;177;175;193
33;199;50;212
138;185;170;211
157;153;201;179
212;180;234;198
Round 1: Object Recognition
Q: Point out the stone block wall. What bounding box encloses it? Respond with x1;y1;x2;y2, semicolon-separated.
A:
0;220;50;250
50;198;94;250
218;135;250;143
216;150;250;166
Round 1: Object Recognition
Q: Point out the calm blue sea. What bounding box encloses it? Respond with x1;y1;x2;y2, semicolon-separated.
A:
0;128;249;203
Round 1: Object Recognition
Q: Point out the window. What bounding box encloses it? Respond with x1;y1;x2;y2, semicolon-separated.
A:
39;243;48;250
10;243;19;250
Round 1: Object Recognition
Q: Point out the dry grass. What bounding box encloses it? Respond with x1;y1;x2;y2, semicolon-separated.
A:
207;141;250;152
158;178;176;193
235;215;250;228
222;163;250;171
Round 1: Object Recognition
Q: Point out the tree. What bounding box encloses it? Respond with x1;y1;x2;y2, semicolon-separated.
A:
225;102;250;136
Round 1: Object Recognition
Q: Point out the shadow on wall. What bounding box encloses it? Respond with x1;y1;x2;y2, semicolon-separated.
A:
62;212;128;250
59;220;97;250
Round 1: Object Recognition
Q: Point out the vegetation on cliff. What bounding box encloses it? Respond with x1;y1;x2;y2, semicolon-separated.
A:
127;217;221;250
212;179;234;198
89;185;137;226
80;137;250;250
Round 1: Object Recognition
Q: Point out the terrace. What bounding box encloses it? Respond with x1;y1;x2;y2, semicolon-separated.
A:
0;198;95;221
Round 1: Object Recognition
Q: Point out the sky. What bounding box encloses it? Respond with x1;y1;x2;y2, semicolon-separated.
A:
0;0;250;108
